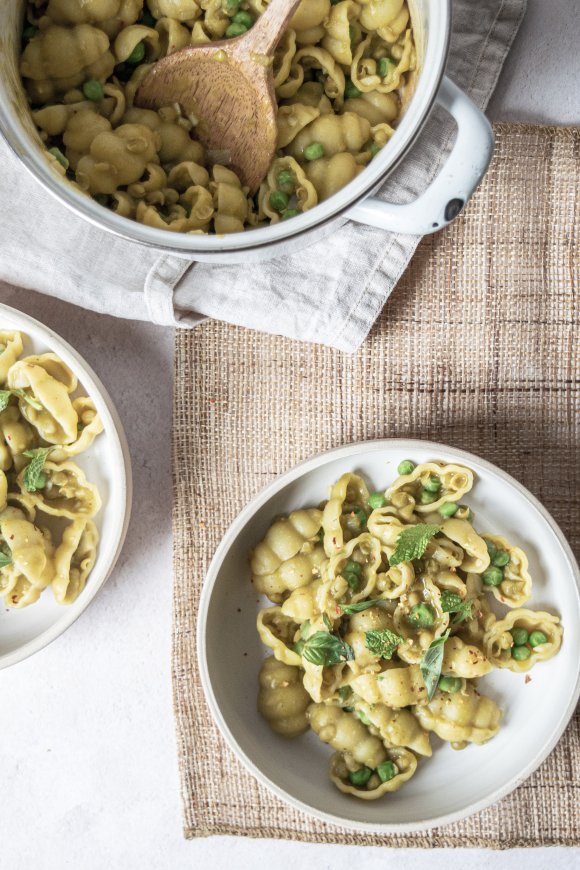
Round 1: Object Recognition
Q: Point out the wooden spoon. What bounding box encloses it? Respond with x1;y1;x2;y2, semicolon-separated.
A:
135;0;303;192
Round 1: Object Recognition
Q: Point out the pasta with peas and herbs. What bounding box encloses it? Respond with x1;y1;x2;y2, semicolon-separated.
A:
252;459;563;800
0;330;103;609
19;0;416;234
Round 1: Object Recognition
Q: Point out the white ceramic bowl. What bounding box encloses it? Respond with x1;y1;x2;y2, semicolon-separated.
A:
198;439;580;833
0;303;131;670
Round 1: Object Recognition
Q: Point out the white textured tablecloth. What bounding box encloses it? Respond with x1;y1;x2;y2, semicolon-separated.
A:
1;0;526;351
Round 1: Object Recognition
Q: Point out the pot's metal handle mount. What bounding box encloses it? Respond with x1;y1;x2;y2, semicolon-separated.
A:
347;76;494;236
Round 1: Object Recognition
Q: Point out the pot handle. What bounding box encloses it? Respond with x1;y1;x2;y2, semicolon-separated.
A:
346;76;494;236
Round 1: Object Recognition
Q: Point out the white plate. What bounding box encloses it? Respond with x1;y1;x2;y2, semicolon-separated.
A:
198;440;580;833
0;304;131;669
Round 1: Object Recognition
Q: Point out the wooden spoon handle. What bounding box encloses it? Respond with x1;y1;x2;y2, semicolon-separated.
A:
243;0;303;57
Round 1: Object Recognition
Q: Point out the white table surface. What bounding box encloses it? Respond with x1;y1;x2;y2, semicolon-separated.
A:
1;1;579;867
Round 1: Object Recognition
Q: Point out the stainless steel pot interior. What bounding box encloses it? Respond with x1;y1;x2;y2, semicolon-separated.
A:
0;0;451;257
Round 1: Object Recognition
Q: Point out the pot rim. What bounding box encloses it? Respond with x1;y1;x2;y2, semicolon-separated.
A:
0;0;451;255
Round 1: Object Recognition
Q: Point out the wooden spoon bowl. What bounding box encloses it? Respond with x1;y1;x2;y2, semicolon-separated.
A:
135;0;302;192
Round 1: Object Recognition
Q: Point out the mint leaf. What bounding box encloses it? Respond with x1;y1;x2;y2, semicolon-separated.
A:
322;613;333;631
389;524;440;566
0;550;12;568
301;631;354;667
340;598;384;615
365;628;403;660
420;630;450;701
441;591;474;625
22;447;52;492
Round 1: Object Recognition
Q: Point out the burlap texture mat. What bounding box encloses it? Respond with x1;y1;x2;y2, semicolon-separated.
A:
172;124;580;846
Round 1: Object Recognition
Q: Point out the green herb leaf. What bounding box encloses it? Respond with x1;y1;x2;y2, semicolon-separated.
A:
339;598;384;615
11;388;43;411
322;613;333;631
22;447;52;492
0;550;12;568
301;631;354;667
389;523;440;566
441;590;474;625
420;630;450;701
0;388;43;413
365;628;403;660
0;390;12;413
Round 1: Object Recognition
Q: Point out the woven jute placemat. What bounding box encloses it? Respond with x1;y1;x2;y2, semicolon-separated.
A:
172;124;580;847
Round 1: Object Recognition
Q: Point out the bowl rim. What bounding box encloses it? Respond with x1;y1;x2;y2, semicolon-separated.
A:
0;1;451;255
0;302;132;670
197;438;580;833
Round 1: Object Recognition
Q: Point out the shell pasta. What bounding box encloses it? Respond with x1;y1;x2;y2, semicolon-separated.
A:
20;0;417;234
0;330;103;609
252;459;563;800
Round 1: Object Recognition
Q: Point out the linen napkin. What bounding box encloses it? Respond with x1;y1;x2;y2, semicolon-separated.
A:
0;0;526;352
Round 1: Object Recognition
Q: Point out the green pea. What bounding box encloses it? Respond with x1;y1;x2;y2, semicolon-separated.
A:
356;710;372;726
511;645;531;662
367;492;386;510
482;566;503;587
407;603;435;628
419;489;437;505
344;560;362;576
48;147;69;169
126;42;145;64
82;79;104;101
510;627;529;646
281;209;300;220
438;676;462;694
344;78;361;99
269;190;289;212
35;471;48;489
22;25;38;45
423;475;441;493
378;57;394;78
397;459;415;476
343;572;360;592
492;549;510;568
439;501;458;518
368;142;380;157
338;685;352;702
276;169;296;193
225;22;247;37
293;639;305;655
348;766;372;787
304;142;324;161
485;539;497;558
223;0;240;13
377;760;398;783
529;631;548;647
138;10;157;27
232;10;253;27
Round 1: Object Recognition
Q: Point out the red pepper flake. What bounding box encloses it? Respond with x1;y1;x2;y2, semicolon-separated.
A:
525;675;532;684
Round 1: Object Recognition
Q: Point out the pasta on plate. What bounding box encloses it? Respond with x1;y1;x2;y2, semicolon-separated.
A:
252;459;563;800
20;0;417;234
0;330;103;609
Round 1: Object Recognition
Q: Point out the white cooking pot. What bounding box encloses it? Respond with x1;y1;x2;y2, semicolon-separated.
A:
0;0;493;263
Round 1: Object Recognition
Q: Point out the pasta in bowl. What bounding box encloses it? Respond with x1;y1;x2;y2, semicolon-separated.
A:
0;305;130;669
19;0;418;235
198;441;580;831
